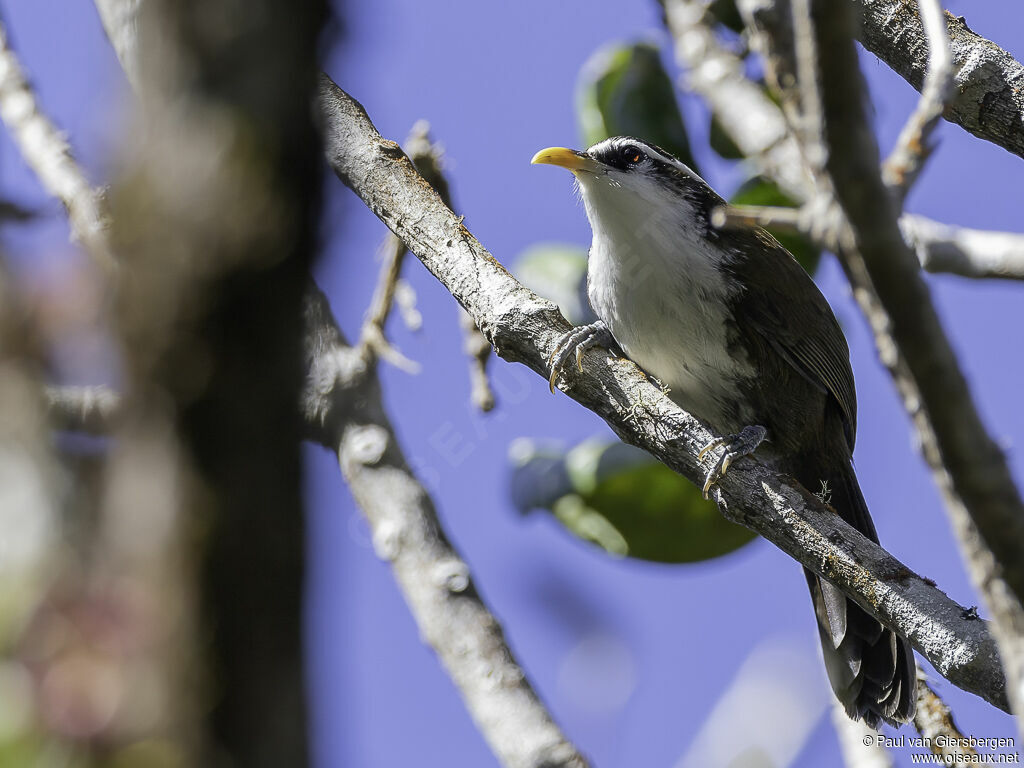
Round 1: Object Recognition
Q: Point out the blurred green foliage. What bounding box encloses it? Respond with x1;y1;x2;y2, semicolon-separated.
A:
576;41;697;171
510;439;756;563
514;243;596;326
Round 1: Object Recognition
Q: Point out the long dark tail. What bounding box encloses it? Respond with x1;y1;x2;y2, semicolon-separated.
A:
801;460;916;727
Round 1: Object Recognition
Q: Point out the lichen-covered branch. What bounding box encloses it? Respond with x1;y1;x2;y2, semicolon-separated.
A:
914;672;978;762
318;73;1007;711
854;0;1024;161
0;20;115;272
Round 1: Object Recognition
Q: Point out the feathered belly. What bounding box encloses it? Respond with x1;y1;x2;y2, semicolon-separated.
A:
588;260;754;433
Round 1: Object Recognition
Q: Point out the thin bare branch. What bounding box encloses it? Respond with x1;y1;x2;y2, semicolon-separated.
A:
711;203;803;233
0;21;115;272
355;122;455;373
881;0;954;200
358;233;419;372
662;0;812;199
460;309;495;412
303;286;588;768
854;0;1024;162
318;74;1008;711
715;203;1024;282
402;121;496;409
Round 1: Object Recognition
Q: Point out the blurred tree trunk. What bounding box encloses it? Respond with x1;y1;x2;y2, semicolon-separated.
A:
101;0;328;764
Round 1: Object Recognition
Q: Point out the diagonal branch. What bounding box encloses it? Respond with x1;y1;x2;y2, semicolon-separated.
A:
0;20;115;272
854;0;1024;162
303;286;588;768
807;0;1024;724
318;74;1008;712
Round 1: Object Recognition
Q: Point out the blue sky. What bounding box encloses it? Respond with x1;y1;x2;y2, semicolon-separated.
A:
3;1;1023;767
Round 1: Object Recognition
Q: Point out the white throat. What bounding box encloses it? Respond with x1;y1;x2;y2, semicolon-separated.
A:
576;171;754;431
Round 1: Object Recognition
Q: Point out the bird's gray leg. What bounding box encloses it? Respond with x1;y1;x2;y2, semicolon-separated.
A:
698;425;767;499
547;320;616;393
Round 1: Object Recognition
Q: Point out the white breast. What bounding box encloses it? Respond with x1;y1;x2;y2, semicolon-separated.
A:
580;174;755;432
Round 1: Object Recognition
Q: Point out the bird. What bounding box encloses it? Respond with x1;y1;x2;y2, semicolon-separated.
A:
532;136;916;727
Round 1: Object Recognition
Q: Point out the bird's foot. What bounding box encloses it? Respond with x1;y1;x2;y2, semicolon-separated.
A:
548;320;616;393
698;425;767;499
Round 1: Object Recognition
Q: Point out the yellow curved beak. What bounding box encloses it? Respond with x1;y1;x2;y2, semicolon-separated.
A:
530;146;598;173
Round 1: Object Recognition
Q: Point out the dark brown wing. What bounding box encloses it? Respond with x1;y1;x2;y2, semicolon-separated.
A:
724;228;857;451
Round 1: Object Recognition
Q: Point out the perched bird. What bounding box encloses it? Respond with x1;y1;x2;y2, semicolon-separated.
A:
532;136;916;726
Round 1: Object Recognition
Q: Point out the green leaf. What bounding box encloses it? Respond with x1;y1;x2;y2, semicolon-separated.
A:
513;243;596;326
510;439;756;563
730;177;821;275
576;42;697;172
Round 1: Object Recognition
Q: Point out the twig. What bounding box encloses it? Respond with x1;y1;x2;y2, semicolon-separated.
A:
806;0;1024;724
881;0;954;202
0;20;115;272
405;122;496;409
318;74;1009;712
854;0;1024;161
460;309;495;411
665;0;1024;282
302;287;587;768
662;0;812;199
715;204;1024;281
355;121;453;373
711;204;803;233
45;385;121;434
357;233;419;372
914;671;979;761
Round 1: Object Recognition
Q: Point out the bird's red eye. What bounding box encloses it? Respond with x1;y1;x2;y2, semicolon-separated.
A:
621;145;643;164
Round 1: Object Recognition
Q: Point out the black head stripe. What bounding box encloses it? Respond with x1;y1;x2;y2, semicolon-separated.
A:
588;136;702;180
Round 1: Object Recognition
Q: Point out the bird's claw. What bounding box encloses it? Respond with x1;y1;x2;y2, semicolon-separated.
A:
548;320;615;393
699;425;767;499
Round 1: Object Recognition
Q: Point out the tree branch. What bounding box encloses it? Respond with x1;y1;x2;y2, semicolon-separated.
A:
303;286;588;768
663;0;1024;282
914;672;979;761
0;20;115;272
317;73;1008;712
808;0;1024;723
880;0;954;201
854;0;1024;161
899;217;1024;281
